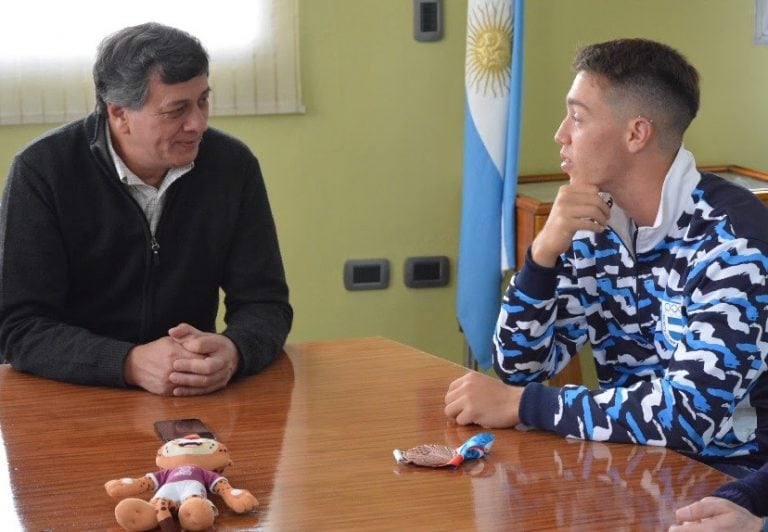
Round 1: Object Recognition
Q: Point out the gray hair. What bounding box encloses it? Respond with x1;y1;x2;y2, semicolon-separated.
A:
93;22;209;114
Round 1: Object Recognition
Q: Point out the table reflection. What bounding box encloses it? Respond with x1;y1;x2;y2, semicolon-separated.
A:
474;434;721;530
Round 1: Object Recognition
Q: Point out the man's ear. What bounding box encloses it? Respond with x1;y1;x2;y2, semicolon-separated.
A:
107;103;130;134
626;115;653;154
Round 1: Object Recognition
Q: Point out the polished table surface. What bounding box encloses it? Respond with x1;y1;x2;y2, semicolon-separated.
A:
0;336;732;531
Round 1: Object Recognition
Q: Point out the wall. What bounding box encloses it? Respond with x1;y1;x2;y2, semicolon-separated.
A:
520;0;768;173
0;0;766;368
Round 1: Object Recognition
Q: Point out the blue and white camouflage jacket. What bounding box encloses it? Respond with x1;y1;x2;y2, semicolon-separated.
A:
496;148;768;466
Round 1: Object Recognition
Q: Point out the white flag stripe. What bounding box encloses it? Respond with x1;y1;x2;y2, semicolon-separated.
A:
465;0;513;177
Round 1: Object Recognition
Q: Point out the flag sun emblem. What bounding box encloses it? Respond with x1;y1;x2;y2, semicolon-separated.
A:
466;2;513;98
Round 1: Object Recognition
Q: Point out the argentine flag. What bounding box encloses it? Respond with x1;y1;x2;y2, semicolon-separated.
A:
457;0;524;369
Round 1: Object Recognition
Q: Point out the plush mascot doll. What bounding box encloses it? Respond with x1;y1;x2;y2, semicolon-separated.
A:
105;434;258;531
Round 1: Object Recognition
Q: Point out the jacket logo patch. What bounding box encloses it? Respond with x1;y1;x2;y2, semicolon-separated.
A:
661;298;684;346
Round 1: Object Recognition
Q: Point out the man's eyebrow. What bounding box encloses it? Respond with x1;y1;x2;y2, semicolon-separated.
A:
566;97;589;111
160;88;211;111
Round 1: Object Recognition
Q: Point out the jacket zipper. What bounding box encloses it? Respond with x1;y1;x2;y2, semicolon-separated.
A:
151;235;160;266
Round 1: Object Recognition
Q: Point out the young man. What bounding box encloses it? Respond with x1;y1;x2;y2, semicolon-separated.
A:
445;38;768;473
0;23;292;396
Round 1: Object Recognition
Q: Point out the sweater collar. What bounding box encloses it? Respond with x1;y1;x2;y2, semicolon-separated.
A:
606;147;700;254
636;147;700;253
88;112;113;172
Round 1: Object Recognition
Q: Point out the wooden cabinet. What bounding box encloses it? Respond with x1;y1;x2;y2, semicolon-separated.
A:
514;165;768;387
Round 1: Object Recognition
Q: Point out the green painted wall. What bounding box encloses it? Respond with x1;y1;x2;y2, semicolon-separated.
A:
520;0;768;173
0;0;766;369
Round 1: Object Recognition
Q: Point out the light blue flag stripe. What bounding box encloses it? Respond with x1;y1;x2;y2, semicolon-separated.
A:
457;111;504;369
502;0;525;271
457;0;525;369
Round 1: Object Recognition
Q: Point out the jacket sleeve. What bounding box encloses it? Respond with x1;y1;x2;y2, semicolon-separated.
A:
711;462;768;517
0;155;134;386
219;156;292;378
493;246;589;384
497;241;768;454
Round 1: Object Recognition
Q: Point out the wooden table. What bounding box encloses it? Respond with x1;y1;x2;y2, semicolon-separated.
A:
0;337;732;531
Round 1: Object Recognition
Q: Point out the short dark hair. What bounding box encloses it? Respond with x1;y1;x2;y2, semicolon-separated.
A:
93;22;209;114
573;38;700;147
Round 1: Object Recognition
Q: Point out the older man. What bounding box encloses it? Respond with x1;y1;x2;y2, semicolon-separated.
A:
0;23;292;396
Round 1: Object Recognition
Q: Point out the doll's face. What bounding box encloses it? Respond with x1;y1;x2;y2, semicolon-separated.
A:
162;435;219;457
156;434;233;472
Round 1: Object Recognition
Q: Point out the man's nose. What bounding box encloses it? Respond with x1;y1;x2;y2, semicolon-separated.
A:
554;119;568;145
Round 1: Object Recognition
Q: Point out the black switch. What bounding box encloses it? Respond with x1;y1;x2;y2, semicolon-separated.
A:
419;2;438;32
344;259;390;291
404;256;449;288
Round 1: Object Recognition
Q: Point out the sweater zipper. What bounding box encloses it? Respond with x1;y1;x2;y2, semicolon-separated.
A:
150;185;179;268
151;235;160;266
631;226;642;329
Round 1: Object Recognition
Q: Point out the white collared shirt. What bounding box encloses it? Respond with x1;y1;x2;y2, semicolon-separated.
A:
106;126;193;235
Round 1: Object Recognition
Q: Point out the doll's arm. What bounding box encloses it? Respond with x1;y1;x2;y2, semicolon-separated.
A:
104;474;156;499
212;478;259;513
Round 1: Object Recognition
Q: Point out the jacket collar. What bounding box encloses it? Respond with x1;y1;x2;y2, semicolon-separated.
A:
86;111;114;173
605;147;700;254
635;146;700;253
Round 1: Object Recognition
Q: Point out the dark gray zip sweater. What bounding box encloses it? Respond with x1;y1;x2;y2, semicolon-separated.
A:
712;462;768;517
0;112;292;387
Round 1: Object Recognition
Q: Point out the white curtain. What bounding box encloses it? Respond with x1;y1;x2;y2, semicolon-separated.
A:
0;0;303;125
757;0;768;44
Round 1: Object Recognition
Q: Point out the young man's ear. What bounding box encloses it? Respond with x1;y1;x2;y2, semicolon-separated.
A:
626;115;653;153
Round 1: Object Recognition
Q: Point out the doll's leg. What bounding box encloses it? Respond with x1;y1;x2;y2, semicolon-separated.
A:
150;496;179;532
178;496;218;531
114;498;159;531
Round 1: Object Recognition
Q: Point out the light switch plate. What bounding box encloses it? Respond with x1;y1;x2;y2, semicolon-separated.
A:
344;259;390;291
